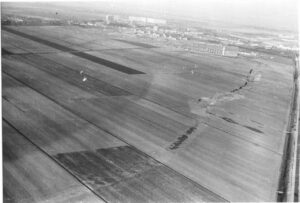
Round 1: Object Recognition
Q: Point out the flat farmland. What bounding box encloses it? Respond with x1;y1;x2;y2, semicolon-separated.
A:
2;25;295;202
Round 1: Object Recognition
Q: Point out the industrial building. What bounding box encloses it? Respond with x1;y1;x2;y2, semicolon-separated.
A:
192;42;239;57
223;45;239;57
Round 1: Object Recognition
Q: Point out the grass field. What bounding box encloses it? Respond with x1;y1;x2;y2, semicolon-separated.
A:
2;25;295;202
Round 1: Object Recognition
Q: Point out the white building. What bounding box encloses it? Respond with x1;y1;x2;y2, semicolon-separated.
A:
129;16;166;25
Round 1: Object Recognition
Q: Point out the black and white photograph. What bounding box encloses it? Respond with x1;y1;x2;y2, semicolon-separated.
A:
1;0;299;202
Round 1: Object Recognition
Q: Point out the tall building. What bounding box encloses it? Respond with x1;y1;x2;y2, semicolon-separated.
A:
105;15;119;24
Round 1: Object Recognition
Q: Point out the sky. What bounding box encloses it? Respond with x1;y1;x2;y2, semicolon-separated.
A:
109;0;299;32
3;0;299;31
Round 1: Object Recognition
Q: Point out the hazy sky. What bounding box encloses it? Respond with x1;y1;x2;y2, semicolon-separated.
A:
4;0;299;31
111;0;299;31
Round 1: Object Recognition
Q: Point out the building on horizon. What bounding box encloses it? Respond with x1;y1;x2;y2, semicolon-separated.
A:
129;16;166;25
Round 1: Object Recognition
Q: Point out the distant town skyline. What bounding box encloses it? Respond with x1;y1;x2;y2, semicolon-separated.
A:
106;0;299;32
3;0;298;32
